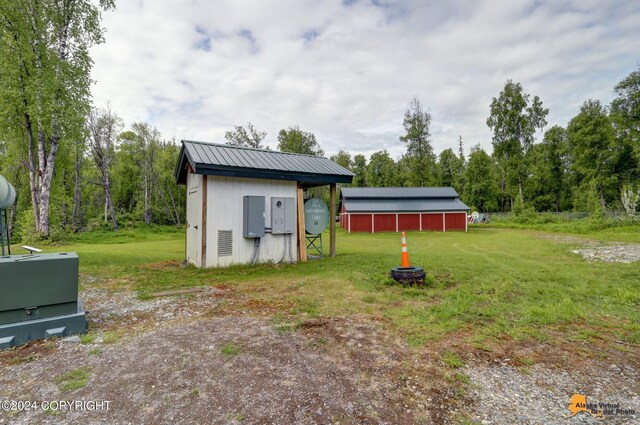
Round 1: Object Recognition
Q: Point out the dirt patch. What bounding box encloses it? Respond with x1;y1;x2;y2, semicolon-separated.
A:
416;327;640;423
458;325;640;371
81;287;224;333
298;317;468;424
242;299;294;315
143;260;185;270
0;340;57;367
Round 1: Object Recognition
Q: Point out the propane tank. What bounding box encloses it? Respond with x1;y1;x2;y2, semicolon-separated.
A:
0;175;16;209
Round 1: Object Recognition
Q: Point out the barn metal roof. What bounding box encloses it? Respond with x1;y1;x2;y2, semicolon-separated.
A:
175;140;354;185
342;198;469;212
341;187;459;198
341;187;469;212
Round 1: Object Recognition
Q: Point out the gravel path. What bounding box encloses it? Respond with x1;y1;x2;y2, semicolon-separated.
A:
0;316;416;425
464;363;639;424
571;243;640;263
536;232;640;263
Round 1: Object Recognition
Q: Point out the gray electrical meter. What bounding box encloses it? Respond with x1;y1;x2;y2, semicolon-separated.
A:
271;197;295;234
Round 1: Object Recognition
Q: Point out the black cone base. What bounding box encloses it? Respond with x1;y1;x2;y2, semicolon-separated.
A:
390;266;426;286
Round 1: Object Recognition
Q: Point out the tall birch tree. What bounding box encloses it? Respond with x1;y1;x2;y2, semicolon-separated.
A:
486;80;548;209
0;0;114;237
130;122;160;224
87;105;122;230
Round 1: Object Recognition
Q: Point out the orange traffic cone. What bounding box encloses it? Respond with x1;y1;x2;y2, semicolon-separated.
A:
400;231;411;268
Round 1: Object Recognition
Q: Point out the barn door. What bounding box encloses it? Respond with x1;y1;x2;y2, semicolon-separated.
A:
186;177;201;266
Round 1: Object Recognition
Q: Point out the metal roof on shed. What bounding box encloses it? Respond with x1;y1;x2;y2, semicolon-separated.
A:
343;198;469;213
175;140;354;185
341;187;459;199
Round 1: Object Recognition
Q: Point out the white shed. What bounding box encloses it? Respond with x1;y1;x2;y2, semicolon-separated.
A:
175;141;354;268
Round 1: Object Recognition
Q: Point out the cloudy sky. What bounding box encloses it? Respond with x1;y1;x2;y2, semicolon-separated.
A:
90;0;640;159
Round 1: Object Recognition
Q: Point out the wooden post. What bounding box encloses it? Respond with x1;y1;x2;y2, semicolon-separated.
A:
201;175;207;267
297;183;307;262
330;183;336;257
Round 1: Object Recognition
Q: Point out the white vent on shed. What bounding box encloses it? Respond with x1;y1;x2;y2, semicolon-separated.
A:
218;230;232;257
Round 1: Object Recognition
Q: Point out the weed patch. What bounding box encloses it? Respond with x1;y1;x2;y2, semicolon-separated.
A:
102;331;119;344
55;368;91;392
80;332;95;344
443;351;464;369
220;343;241;357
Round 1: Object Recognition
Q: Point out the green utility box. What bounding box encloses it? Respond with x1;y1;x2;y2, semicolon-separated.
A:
0;252;86;349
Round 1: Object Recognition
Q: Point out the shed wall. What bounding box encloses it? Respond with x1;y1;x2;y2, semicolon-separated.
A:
198;176;298;268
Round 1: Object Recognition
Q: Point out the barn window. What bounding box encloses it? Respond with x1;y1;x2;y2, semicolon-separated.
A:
217;230;232;257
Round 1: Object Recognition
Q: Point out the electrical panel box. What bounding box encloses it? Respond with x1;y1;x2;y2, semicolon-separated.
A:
271;197;295;234
243;196;265;238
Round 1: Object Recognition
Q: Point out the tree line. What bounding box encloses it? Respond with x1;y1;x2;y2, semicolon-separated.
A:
272;68;639;216
329;70;639;216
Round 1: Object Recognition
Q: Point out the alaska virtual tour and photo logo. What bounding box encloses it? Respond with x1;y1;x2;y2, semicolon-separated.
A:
566;394;636;420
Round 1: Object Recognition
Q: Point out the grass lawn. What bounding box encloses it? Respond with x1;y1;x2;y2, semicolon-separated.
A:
44;226;640;349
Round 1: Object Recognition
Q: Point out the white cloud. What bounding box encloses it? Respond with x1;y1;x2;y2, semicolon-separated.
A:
90;0;640;160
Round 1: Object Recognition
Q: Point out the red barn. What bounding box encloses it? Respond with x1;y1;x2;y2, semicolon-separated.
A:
340;187;469;233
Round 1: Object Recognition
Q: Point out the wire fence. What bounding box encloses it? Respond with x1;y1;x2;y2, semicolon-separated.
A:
469;211;639;224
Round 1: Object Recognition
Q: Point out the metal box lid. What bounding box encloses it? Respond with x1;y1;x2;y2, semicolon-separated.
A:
0;253;79;312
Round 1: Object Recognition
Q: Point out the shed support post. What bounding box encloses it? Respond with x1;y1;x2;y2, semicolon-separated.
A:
330;183;336;257
201;175;207;267
297;183;307;262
